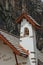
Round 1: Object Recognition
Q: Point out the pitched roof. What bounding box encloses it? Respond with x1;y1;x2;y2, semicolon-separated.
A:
16;13;41;30
0;29;29;58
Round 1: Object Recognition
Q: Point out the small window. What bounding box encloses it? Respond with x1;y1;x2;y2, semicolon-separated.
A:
24;27;29;36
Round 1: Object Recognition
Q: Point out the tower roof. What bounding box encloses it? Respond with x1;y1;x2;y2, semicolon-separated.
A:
16;13;41;30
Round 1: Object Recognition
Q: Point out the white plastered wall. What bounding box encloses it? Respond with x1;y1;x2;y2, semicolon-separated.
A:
0;40;16;65
19;19;38;65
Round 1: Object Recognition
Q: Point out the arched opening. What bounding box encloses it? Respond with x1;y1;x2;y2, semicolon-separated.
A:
24;27;29;37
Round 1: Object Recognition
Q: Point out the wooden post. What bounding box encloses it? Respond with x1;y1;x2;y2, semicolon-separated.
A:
14;52;19;65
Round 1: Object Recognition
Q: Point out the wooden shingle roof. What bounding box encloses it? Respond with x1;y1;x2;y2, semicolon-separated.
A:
0;29;29;58
16;13;41;30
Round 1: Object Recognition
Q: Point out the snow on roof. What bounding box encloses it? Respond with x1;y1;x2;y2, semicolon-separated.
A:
0;29;19;47
0;29;28;58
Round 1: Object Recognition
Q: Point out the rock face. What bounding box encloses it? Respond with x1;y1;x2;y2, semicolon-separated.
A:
0;0;43;37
